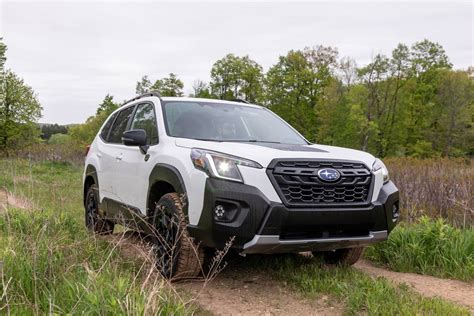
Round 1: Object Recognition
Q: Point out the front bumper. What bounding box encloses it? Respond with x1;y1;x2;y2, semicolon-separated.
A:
187;178;399;254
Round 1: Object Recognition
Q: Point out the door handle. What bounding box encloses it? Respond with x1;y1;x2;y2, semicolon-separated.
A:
96;153;102;158
115;154;123;161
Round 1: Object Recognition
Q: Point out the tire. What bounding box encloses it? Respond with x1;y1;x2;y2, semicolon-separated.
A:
85;184;114;234
151;192;204;280
313;247;364;266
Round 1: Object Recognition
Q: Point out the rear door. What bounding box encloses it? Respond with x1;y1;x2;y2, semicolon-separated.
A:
94;111;118;203
112;102;159;213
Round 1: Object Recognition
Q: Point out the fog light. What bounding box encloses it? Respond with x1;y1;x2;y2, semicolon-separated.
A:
213;201;239;222
214;204;226;219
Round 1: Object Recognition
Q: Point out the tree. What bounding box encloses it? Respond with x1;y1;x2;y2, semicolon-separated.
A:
136;75;152;95
210;54;264;103
0;70;42;152
96;94;119;115
151;73;184;97
190;80;214;98
136;73;184;97
265;46;339;141
48;133;72;145
434;70;474;156
40;123;68;140
70;94;119;145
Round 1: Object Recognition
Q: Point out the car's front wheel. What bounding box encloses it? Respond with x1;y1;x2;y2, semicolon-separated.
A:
151;192;204;279
313;247;364;266
85;184;114;234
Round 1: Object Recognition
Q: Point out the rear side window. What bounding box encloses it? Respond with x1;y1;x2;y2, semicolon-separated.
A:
100;112;118;142
130;103;158;145
108;106;135;143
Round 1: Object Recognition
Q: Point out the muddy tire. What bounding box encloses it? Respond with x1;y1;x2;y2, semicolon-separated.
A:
151;192;204;280
313;247;364;266
85;184;114;234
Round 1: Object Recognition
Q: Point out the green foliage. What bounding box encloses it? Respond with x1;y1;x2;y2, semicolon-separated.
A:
0;159;189;314
265;46;339;142
136;73;184;97
191;80;214;98
70;110;109;145
40;123;68;140
48;133;72;144
0;39;42;154
243;254;469;315
96;93;119;115
365;217;474;281
69;94;118;145
0;70;42;152
210;54;264;103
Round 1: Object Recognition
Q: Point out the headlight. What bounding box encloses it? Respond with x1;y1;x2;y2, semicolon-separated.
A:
372;158;389;183
190;149;262;182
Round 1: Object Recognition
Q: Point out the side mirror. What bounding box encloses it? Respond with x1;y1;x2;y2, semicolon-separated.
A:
122;129;147;146
122;129;149;154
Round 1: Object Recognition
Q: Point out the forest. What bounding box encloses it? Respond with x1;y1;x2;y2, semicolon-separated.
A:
0;38;473;158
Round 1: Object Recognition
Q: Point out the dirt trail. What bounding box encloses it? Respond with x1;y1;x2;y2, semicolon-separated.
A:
355;260;474;312
180;265;340;316
103;232;473;315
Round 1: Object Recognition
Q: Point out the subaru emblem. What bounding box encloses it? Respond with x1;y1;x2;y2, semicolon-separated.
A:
317;168;340;182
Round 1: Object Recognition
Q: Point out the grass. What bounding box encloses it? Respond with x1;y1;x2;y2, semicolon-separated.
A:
244;255;470;315
365;217;474;282
385;157;473;227
0;159;190;314
1;157;471;314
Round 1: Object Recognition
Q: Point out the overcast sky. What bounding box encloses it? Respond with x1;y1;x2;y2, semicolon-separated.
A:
1;1;472;124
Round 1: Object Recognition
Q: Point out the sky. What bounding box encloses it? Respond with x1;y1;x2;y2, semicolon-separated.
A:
1;0;473;124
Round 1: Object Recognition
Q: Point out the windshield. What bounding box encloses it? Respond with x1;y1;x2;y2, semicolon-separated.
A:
162;101;308;145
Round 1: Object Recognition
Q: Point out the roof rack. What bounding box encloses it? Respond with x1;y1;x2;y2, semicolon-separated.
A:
122;91;162;106
232;98;250;104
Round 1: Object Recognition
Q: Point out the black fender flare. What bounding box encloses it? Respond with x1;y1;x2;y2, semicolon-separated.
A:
83;164;99;207
147;163;187;217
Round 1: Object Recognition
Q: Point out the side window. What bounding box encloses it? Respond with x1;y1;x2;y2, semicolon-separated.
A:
100;112;118;142
130;103;159;145
108;106;135;144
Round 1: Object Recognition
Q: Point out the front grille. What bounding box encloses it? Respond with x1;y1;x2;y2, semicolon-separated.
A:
267;160;373;207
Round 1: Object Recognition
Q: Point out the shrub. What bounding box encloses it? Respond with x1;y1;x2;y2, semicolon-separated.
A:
386;157;473;227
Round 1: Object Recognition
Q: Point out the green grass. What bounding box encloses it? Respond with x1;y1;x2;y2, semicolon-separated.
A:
365;217;474;281
243;255;470;315
1;158;471;315
0;159;189;314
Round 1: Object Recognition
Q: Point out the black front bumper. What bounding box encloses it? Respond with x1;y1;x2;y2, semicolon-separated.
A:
187;178;399;253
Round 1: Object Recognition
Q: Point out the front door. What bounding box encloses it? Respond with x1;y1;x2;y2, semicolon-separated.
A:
111;102;159;215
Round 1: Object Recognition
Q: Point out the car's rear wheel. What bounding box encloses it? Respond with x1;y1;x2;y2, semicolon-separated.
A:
85;184;114;234
313;247;364;266
151;192;204;280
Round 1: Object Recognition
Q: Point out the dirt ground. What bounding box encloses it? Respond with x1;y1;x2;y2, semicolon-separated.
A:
180;265;341;316
355;260;474;313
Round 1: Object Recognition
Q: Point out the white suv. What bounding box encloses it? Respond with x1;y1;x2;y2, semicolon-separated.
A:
83;92;399;278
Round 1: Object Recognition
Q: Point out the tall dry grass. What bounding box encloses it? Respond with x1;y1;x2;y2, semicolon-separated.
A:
386;157;473;227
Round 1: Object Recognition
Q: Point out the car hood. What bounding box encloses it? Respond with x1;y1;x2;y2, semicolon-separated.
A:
175;138;376;168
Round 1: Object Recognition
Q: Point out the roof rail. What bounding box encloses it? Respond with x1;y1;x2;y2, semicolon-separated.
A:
122;91;162;106
232;98;250;104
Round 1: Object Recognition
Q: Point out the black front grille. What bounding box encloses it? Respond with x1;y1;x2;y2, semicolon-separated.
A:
267;160;373;207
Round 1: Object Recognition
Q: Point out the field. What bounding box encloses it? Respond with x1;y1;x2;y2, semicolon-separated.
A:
0;157;473;314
